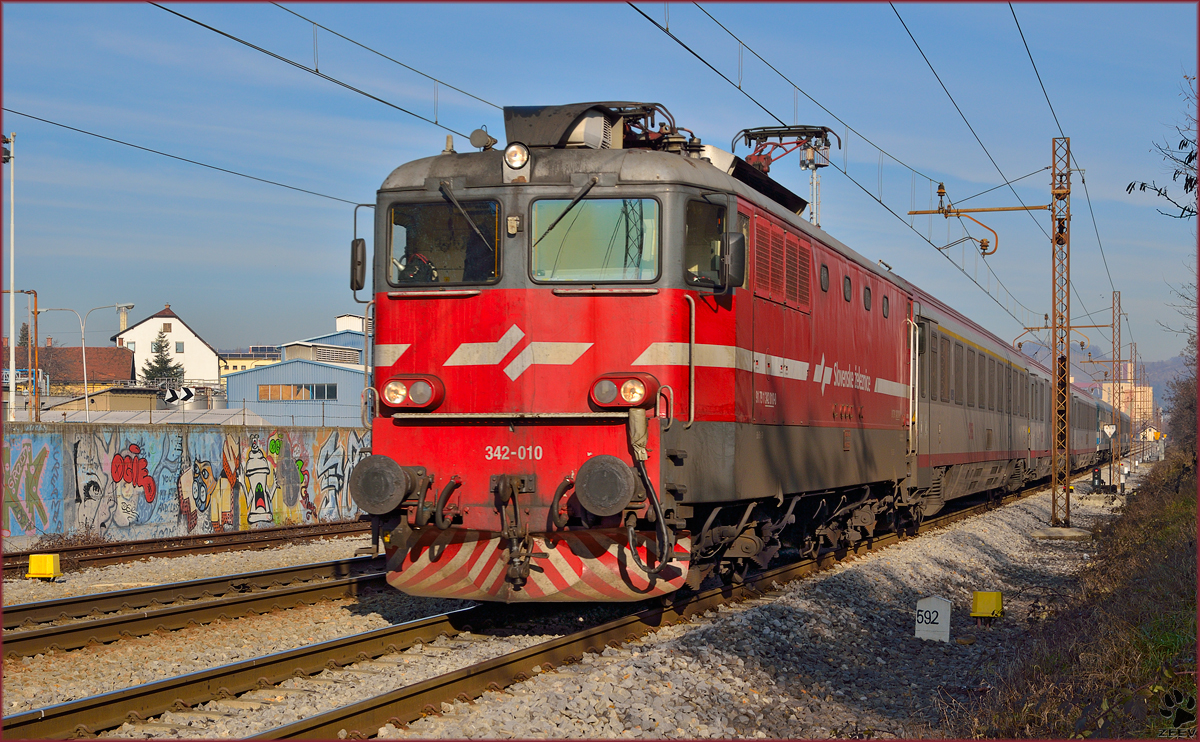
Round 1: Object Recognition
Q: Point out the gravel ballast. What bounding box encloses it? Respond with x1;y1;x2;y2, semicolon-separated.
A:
1;471;1140;738
374;482;1129;739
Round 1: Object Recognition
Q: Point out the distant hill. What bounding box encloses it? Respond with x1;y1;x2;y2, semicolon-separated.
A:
1145;355;1191;407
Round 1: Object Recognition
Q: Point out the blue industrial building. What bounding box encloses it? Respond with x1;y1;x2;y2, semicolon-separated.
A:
224;359;366;427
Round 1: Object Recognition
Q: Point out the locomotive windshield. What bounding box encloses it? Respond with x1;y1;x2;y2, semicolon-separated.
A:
530;198;659;282
389;201;500;285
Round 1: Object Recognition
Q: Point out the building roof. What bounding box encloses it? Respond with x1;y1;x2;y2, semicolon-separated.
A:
296;330;365;349
110;303;221;358
223;358;365;378
11;346;135;383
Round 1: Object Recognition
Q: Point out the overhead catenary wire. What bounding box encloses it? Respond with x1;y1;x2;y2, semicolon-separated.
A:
270;3;502;111
632;3;1036;327
150;3;470;138
1007;3;1123;352
891;4;1114;358
2;107;358;205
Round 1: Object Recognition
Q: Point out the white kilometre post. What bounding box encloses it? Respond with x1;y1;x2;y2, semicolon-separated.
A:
915;596;951;643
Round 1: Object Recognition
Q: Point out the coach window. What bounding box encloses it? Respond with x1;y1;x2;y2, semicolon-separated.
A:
977;353;986;410
988;358;996;411
820;264;829;292
940;335;951;402
389;200;501;285
843;275;852;302
882;295;889;318
531;197;660;282
1005;367;1012;414
967;349;976;407
918;325;927;398
684;200;726;286
863;286;872;311
926;328;936;398
954;343;964;405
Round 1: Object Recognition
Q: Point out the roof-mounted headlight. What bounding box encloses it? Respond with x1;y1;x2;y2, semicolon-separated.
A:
504;142;530;169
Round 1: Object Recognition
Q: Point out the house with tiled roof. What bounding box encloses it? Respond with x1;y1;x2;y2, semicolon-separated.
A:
111;304;221;384
3;342;136;395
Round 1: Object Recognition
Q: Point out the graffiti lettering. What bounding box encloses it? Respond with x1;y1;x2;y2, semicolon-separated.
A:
111;443;157;502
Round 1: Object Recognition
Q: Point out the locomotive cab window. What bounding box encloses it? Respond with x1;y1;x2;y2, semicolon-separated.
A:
820;264;829;292
531;197;660;282
684;200;725;286
389;201;501;285
843;275;852;302
863;286;872;311
882;294;889;318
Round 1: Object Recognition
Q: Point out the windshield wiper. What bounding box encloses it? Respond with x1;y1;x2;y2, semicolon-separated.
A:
439;181;494;253
532;176;599;249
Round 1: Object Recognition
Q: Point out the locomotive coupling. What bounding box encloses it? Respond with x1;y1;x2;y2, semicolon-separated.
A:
348;455;426;515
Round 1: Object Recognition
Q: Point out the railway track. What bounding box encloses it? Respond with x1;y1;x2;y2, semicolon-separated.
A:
3;559;387;658
5;477;1067;739
1;521;371;579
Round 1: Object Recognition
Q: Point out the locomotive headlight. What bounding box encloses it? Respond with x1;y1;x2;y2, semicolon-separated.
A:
620;379;647;404
593;379;618;404
503;142;530;169
408;380;434;405
383;380;408;405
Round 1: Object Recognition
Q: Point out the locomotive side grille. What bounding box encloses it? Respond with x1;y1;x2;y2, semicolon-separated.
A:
770;228;786;300
785;233;800;304
754;219;773;300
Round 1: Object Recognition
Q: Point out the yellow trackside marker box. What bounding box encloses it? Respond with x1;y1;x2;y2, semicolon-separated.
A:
971;591;1004;618
25;553;62;580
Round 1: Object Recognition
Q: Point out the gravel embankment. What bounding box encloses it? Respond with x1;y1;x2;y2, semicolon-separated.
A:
373;482;1131;739
1;535;374;605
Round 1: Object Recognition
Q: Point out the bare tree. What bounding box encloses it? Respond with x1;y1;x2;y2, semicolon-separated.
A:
1127;74;1197;220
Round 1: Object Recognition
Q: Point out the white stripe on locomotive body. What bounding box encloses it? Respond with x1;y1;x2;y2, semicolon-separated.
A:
444;324;525;366
631;341;753;371
374;343;411;367
633;342;906;398
503;342;594;380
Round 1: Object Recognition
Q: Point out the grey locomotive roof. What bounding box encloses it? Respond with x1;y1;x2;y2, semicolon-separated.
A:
380;146;900;291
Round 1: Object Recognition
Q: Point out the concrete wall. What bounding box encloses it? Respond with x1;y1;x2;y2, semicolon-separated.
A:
2;422;370;545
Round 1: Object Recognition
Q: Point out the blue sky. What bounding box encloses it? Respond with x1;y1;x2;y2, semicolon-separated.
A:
2;2;1195;371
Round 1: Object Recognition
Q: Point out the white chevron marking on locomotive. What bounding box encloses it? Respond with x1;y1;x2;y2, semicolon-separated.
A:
812;355;834;394
444;325;524;366
374;343;410;367
503;342;593;380
631;342;754;371
873;377;909;398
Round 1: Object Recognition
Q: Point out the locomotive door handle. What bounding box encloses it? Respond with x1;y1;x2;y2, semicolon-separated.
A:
684;295;696;429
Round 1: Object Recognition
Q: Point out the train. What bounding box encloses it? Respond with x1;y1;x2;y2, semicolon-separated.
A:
346;101;1131;603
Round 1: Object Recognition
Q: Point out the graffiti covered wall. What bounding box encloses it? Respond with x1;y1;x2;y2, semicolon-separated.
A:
2;423;370;542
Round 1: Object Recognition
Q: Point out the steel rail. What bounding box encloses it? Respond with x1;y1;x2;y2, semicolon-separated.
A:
3;556;382;631
2;606;485;740
2;573;386;658
2;521;370;578
250;480;1072;739
7;472;1093;738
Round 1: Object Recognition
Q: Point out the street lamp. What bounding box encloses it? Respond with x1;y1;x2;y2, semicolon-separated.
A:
38;302;133;423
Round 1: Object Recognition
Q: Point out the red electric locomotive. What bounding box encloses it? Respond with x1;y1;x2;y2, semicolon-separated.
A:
347;102;1124;603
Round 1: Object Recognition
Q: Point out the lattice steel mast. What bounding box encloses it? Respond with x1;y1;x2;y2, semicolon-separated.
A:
1050;137;1072;527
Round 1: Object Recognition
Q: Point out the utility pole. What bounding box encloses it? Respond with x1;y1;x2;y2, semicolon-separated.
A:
1049;137;1071;527
1080;290;1122;489
4;134;13;422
